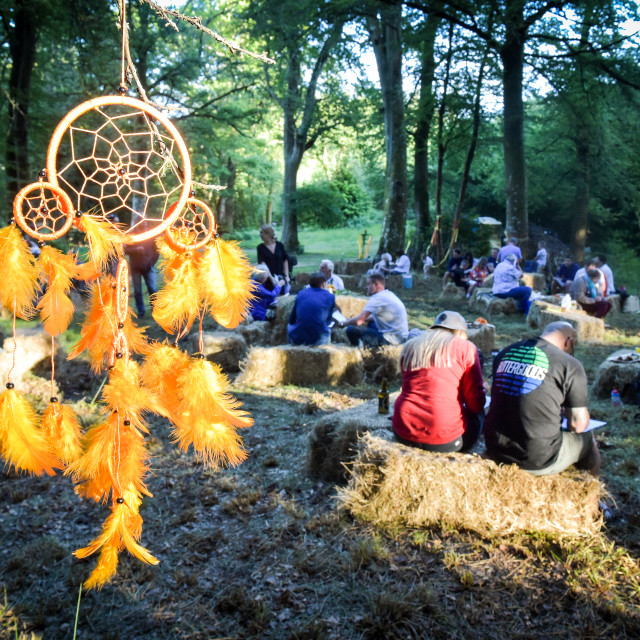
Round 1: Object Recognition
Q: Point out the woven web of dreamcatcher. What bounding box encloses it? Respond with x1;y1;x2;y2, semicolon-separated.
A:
47;97;191;243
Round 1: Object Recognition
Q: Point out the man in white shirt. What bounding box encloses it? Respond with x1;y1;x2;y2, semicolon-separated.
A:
390;250;411;275
319;259;345;291
594;255;615;295
341;273;409;347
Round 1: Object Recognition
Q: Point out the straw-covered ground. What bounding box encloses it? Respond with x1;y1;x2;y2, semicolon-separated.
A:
1;276;640;640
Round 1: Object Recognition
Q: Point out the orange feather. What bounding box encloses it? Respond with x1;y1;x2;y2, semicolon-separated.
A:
76;214;125;273
197;239;255;329
68;278;149;371
0;388;61;475
0;225;40;319
152;251;201;334
41;402;83;465
37;246;77;336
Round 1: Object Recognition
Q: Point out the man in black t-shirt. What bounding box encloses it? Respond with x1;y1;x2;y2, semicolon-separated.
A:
484;321;600;476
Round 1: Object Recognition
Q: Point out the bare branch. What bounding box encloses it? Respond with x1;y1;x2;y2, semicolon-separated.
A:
137;0;276;63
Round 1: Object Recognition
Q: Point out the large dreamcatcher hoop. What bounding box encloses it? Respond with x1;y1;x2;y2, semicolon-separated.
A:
46;95;192;244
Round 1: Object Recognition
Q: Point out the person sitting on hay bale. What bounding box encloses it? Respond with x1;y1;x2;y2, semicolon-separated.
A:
551;256;579;294
247;266;284;321
492;253;532;313
389;249;411;275
497;237;523;264
442;248;462;287
569;268;612;319
371;252;393;275
319;259;344;292
287;272;335;346
484;321;600;476
340;272;408;348
392;311;486;453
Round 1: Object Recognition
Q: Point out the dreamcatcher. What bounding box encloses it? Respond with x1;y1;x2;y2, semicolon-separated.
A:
0;0;257;590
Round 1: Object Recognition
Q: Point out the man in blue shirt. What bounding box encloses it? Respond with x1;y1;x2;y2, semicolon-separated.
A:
287;273;335;346
551;256;579;294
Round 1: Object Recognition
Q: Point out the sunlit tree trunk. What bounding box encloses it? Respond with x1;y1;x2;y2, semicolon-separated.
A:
368;1;407;255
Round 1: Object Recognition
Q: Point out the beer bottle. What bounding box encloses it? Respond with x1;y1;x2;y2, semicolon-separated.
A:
378;378;389;414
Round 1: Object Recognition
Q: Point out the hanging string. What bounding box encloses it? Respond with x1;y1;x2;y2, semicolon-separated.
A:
120;0;127;90
50;336;56;398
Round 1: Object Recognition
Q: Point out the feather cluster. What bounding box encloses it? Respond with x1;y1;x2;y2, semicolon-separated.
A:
76;214;125;273
41;402;82;465
0;225;40;319
0;388;61;475
37;246;78;336
140;349;251;469
68;277;149;371
74;487;157;590
153;237;255;334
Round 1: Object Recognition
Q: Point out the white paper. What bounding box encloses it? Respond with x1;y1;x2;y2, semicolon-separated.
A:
561;418;606;432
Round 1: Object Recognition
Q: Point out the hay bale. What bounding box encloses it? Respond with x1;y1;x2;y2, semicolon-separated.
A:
623;295;639;313
520;272;545;291
307;396;397;482
467;323;495;356
469;289;518;315
238;321;270;347
188;331;247;372
345;260;372;275
438;283;466;301
539;307;604;343
339;274;361;292
268;295;297;345
363;345;402;383
0;329;53;384
592;349;640;399
528;300;560;328
480;272;494;289
607;294;621;314
337;433;603;537
335;295;369;319
295;272;310;287
385;274;403;290
237;344;365;387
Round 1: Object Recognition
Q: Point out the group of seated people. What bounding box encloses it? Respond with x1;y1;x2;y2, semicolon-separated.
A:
552;254;617;319
393;314;600;477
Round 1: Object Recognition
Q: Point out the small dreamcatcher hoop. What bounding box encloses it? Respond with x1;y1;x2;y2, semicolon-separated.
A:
164;198;215;252
46;95;192;244
13;180;75;241
115;258;129;324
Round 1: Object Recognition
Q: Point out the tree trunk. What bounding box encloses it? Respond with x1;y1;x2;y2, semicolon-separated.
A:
368;2;407;255
413;15;440;251
570;134;590;263
222;156;236;234
281;107;303;250
500;1;528;251
6;1;38;216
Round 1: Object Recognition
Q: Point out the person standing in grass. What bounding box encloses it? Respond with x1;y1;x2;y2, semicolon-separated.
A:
257;224;290;294
392;311;486;452
484;321;600;476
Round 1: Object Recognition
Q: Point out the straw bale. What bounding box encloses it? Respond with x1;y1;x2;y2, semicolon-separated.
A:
438;283;466;301
480;272;494;289
362;345;402;383
237;344;365;388
307;396;397;482
623;295;639;313
520;272;545;291
345;260;372;275
337;433;603;537
469;290;518;315
539;307;604;343
527;300;560;328
339;274;361;292
238;321;270;347
592;349;640;399
0;329;53;384
188;331;247;372
607;294;621;314
467;323;495;356
268;295;297;345
335;295;368;320
385;274;404;290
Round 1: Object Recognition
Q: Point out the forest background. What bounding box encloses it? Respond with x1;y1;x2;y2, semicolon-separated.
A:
1;0;640;285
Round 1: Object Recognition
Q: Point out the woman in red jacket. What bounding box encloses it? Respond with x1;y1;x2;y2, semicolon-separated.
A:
392;311;486;452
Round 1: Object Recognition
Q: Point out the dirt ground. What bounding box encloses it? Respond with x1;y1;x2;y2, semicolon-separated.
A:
1;277;639;639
